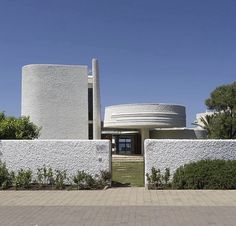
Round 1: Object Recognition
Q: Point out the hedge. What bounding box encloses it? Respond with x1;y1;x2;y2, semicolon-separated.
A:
172;159;236;189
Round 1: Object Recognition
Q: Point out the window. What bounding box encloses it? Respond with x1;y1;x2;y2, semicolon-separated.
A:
88;88;93;121
118;138;132;152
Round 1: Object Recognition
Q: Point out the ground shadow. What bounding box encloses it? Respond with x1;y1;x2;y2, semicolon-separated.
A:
112;181;131;187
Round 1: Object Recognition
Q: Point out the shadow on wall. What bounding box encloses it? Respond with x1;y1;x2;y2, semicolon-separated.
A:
150;129;206;139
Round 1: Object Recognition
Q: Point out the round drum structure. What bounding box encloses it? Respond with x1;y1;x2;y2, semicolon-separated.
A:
21;64;89;139
104;103;186;129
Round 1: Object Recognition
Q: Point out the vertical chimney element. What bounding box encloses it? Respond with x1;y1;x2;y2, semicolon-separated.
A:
92;58;101;139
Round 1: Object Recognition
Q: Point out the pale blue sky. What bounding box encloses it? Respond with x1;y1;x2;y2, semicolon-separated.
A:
0;0;235;126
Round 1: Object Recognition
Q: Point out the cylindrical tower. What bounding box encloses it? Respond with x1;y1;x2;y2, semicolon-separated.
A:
21;64;88;139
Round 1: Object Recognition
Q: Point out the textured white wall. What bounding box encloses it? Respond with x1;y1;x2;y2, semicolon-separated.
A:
0;140;111;177
104;103;186;129
150;129;207;139
145;139;236;185
22;64;88;139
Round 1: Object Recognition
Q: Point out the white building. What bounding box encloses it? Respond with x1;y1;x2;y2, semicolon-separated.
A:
102;103;205;154
21;58;206;154
21;59;101;140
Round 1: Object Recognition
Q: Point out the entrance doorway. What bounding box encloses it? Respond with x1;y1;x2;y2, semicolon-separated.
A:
117;136;133;154
115;134;141;155
102;132;141;155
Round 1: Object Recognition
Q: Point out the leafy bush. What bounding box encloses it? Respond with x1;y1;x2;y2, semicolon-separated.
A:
54;170;68;189
146;167;171;189
0;160;111;190
73;170;111;190
73;171;96;189
13;169;32;189
0;111;41;139
37;166;54;187
172;159;236;189
37;167;69;189
99;170;112;187
0;160;12;189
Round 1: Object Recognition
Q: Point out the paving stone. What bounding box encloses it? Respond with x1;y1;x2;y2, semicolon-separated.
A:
0;188;236;225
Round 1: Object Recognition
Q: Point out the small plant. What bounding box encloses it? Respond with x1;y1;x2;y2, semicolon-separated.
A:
73;170;111;190
54;170;67;189
146;167;171;189
100;170;111;187
0;160;12;189
13;169;32;189
0;160;111;190
163;168;171;187
37;166;54;187
73;170;96;190
95;170;112;189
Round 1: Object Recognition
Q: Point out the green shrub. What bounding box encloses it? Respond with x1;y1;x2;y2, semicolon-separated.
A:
146;167;171;189
73;170;111;190
172;159;236;189
37;166;54;187
13;169;32;189
0;160;12;189
73;170;96;189
37;167;69;189
99;170;112;187
0;160;111;190
0;111;41;139
54;170;68;189
94;170;112;189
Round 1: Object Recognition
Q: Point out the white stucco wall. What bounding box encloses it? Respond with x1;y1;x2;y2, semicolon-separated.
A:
22;64;88;139
0;140;111;177
145;139;236;185
150;128;207;139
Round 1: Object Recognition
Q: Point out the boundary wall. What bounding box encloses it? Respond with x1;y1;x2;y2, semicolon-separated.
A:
0;140;111;177
145;139;236;186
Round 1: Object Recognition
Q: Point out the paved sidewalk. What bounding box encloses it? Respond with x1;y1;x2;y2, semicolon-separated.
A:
0;188;235;226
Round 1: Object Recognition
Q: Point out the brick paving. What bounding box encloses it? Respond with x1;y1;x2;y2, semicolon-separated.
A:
0;188;236;225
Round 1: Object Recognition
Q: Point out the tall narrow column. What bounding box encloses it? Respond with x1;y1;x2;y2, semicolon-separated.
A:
141;128;149;155
92;58;101;139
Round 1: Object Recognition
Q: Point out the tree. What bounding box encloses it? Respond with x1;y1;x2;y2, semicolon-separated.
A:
203;81;236;139
0;112;41;139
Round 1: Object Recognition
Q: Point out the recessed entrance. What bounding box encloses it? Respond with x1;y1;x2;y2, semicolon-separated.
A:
117;136;133;154
102;132;141;155
116;134;141;155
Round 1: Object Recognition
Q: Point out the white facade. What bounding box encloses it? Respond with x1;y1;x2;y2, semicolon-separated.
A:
103;104;209;154
21;59;207;156
21;60;101;140
103;103;188;154
104;103;186;129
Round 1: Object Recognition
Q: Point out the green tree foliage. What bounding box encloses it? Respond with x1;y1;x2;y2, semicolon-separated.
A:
0;112;41;139
204;81;236;139
0;160;12;189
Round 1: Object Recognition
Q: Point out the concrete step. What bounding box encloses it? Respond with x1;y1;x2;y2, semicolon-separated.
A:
112;155;144;162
